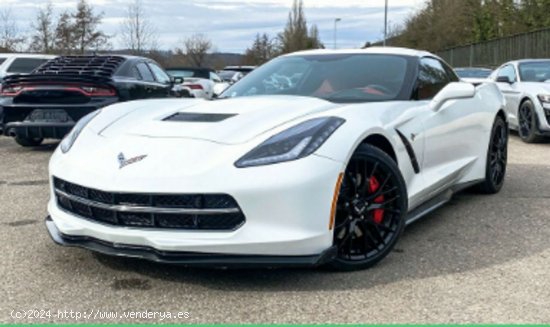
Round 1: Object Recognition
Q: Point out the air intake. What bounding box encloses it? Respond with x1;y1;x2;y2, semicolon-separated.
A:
163;112;237;122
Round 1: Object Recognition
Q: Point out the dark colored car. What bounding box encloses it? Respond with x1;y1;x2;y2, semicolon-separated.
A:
0;55;173;147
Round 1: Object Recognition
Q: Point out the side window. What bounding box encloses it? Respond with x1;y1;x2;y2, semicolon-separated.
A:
497;65;516;82
210;72;222;83
148;63;171;84
7;58;49;73
416;57;451;100
136;63;155;82
132;66;142;80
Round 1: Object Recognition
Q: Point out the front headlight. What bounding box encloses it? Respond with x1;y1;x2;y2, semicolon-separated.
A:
235;117;345;168
538;94;550;110
59;110;101;153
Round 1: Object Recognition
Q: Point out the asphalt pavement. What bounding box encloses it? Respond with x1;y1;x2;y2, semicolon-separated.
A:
0;134;549;323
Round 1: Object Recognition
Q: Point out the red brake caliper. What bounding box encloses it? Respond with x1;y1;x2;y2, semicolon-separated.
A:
368;176;385;224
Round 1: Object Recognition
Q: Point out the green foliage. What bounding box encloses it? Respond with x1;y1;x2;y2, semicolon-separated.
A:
391;0;550;51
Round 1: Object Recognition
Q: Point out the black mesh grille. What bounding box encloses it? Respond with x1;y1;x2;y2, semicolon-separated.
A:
33;55;125;77
53;177;245;230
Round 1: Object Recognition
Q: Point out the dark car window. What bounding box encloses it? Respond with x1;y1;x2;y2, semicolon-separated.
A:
497;65;517;83
0;58;6;66
7;58;49;73
136;62;155;82
148;63;171;84
416;57;451;100
518;61;550;82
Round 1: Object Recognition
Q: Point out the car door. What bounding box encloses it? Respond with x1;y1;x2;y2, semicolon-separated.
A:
494;64;521;128
148;62;173;97
416;57;485;198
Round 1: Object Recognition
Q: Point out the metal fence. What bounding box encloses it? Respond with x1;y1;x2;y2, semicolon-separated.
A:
436;27;550;68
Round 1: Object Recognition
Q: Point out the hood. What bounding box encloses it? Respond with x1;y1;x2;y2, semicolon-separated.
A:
521;82;550;94
99;95;340;144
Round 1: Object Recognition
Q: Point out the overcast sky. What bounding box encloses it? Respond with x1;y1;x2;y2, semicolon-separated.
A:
3;0;427;53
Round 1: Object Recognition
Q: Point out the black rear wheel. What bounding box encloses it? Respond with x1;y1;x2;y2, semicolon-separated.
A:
477;115;508;194
14;136;44;147
330;144;407;271
518;100;543;143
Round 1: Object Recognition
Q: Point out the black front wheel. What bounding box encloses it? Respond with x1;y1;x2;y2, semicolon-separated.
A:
477;115;508;194
14;136;44;147
330;144;408;271
518;100;543;143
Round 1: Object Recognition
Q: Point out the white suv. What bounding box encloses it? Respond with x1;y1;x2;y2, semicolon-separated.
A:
0;53;56;80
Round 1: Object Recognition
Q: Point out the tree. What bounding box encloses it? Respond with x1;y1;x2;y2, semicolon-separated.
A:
183;33;212;67
278;0;309;53
29;2;56;53
54;12;75;54
72;0;108;54
0;7;24;52
244;33;277;65
120;0;156;54
307;24;323;49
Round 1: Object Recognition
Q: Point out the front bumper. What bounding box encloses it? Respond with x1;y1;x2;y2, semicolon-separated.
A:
46;216;337;267
47;135;345;258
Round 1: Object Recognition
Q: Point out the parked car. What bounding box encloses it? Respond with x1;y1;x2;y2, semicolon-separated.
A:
166;67;229;99
45;47;507;271
0;55;172;146
223;65;256;75
0;53;56;80
490;59;550;143
217;70;244;83
454;67;492;85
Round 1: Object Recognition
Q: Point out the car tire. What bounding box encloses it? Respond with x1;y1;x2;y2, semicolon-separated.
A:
14;136;44;147
477;115;508;194
518;100;544;143
329;144;408;271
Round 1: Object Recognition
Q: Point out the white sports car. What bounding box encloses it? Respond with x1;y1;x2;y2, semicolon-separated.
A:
490;59;550;143
46;47;508;270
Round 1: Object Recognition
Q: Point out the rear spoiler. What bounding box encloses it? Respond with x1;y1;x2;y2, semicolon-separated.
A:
2;73;112;87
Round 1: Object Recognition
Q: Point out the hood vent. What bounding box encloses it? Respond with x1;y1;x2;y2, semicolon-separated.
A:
163;112;237;123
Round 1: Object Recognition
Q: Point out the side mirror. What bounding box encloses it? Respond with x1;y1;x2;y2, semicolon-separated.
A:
496;76;512;84
430;82;475;112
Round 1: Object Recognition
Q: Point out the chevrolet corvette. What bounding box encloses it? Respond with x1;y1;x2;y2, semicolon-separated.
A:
45;47;508;270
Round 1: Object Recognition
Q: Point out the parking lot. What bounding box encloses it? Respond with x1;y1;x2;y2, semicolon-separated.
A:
0;134;549;324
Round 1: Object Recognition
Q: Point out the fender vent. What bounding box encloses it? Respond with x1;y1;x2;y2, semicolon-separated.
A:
395;129;420;174
164;112;236;122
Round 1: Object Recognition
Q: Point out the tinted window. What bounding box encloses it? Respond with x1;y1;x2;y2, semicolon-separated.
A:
455;68;492;78
149;63;171;84
7;58;49;73
497;65;517;83
166;69;210;79
136;63;155;82
0;58;6;66
222;54;413;103
416;57;451;100
518;61;550;82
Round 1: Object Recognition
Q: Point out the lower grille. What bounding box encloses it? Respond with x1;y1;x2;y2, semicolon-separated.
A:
53;177;245;230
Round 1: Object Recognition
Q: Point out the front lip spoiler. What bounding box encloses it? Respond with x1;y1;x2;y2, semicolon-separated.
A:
45;216;337;268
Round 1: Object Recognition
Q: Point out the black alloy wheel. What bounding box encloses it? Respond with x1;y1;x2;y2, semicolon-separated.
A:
518;100;543;143
477;115;508;194
330;144;408;271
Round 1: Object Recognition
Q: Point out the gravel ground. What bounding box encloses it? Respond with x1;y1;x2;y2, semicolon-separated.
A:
0;134;549;324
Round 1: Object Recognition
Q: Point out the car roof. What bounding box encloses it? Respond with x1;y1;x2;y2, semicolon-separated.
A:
503;59;550;66
285;47;436;59
0;53;57;59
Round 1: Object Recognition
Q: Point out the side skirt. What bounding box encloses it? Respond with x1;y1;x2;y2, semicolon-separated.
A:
405;179;483;226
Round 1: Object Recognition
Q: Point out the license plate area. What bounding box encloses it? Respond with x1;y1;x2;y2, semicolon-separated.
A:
25;109;72;123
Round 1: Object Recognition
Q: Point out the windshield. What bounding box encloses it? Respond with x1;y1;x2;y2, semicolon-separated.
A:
218;70;238;80
455;68;492;78
519;61;550;82
221;54;412;103
166;69;209;79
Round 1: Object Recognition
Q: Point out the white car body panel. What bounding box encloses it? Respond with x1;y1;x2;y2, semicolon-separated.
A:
46;47;506;261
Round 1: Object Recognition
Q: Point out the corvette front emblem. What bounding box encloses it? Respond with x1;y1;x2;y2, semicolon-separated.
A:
118;152;147;169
